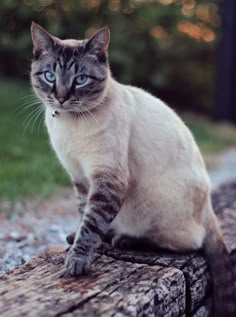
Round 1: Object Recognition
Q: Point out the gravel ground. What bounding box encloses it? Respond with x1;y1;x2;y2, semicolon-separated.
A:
208;148;236;188
1;148;236;274
0;189;77;274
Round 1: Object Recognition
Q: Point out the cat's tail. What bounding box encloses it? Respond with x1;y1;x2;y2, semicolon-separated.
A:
203;214;236;317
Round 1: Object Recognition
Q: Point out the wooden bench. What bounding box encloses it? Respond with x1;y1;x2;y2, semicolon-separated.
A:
0;182;236;317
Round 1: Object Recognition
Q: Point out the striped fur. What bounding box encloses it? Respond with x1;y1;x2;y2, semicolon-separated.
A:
73;181;88;220
31;24;236;315
66;171;127;275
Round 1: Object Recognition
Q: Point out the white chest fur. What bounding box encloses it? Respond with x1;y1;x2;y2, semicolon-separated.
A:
44;107;116;181
45;109;91;180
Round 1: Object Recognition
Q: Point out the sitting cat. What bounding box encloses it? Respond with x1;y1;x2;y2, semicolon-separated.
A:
30;23;236;316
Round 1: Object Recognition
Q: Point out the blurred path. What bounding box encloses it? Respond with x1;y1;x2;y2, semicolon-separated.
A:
208;147;236;188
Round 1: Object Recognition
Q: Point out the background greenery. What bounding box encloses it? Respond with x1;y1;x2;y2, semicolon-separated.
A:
1;0;219;112
0;79;69;201
1;0;236;202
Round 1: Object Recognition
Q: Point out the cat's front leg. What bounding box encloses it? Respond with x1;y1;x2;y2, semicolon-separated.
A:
74;181;89;220
66;180;89;245
65;170;127;276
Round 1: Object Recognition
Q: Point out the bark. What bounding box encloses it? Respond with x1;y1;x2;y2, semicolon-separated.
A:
0;181;236;317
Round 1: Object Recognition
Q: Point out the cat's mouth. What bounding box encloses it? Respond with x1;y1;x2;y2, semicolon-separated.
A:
47;102;83;118
46;99;99;117
47;102;76;113
50;106;70;113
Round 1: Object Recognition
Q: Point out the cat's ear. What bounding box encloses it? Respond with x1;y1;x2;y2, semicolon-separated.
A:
85;26;110;56
31;22;54;58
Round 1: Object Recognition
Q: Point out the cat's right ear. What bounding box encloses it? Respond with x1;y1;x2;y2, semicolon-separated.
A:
31;22;54;58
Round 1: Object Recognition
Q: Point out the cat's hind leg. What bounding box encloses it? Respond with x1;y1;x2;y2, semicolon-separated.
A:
111;234;160;251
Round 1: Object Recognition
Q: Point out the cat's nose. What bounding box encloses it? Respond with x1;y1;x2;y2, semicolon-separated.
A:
56;96;67;104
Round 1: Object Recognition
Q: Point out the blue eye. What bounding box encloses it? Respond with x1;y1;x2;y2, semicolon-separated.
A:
76;75;88;86
44;71;56;83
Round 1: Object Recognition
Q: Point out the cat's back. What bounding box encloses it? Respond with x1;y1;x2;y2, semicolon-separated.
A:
126;85;194;149
124;84;206;174
126;85;187;132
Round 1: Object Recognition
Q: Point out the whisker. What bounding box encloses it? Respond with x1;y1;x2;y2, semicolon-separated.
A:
15;98;41;114
73;107;90;130
81;110;91;131
23;106;41;125
22;104;42;124
15;101;42;117
23;106;42;134
82;104;114;141
20;93;36;100
23;108;43;135
38;110;45;133
15;98;40;110
31;107;44;133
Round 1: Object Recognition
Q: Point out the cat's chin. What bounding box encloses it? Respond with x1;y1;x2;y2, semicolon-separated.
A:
46;104;76;114
45;101;99;117
46;105;83;119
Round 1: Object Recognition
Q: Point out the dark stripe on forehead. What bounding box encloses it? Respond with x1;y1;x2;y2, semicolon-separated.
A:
54;45;82;71
68;59;76;70
62;46;83;67
63;46;74;59
74;63;78;73
57;56;63;69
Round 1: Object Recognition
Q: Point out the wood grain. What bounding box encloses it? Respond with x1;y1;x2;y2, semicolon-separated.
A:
1;181;236;317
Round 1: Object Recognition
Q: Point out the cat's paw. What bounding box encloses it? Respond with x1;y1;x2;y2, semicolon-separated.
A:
66;232;76;245
111;234;133;249
65;249;91;276
103;228;116;243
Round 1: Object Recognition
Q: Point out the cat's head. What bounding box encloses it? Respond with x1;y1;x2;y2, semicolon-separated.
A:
30;22;110;114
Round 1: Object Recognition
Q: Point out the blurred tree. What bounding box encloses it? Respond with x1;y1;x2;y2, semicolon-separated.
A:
216;0;236;123
0;0;220;114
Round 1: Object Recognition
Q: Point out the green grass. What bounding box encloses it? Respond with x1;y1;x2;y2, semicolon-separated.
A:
182;113;236;167
0;78;69;202
0;78;236;202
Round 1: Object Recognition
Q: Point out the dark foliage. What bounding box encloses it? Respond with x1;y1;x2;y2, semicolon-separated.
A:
0;0;219;112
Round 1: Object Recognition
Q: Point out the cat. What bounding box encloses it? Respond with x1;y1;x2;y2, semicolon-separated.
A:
30;22;236;316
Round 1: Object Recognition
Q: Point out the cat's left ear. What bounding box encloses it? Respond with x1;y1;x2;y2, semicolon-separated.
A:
85;26;110;56
31;22;54;58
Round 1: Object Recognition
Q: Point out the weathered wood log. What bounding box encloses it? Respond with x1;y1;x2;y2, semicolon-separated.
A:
0;181;236;317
